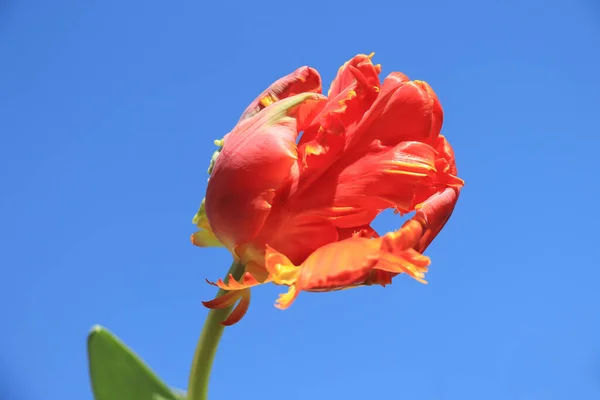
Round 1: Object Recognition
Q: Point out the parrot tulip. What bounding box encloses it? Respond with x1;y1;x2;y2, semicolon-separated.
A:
192;53;464;325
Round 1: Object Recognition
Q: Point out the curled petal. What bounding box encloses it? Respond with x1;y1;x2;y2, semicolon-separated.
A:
221;289;251;326
206;93;327;250
238;67;322;122
202;288;252;326
202;290;240;309
263;218;432;310
414;187;461;253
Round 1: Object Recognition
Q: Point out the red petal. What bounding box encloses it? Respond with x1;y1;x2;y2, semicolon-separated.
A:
266;214;339;265
434;135;462;180
263;218;431;303
297;54;381;173
414;187;461;253
336;225;380;240
346;77;442;152
206;93;327;250
327;53;381;99
238;67;322;122
288;141;439;228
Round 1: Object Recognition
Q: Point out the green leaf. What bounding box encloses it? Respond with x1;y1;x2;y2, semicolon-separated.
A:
87;325;183;400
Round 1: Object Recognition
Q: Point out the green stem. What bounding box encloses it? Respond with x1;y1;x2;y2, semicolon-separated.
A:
187;260;245;400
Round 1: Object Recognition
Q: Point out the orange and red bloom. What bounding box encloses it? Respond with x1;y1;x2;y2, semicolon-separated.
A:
192;53;464;325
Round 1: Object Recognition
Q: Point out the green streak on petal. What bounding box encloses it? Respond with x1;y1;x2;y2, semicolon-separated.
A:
192;198;224;248
262;92;322;127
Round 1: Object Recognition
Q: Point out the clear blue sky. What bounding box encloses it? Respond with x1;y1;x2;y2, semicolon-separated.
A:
1;1;600;399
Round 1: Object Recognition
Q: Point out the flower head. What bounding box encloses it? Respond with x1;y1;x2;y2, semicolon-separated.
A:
192;54;464;325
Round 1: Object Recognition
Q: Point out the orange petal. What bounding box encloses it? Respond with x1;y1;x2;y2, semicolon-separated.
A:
263;219;431;310
205;93;327;250
238;66;322;122
202;288;252;326
372;248;430;284
207;271;268;291
221;289;251;326
202;290;242;309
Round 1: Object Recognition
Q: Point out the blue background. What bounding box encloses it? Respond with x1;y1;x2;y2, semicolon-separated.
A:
1;0;599;399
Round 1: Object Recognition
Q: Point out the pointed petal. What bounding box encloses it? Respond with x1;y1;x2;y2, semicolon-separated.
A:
239;67;322;122
201;288;252;326
205;93;327;250
208;271;268;291
221;289;251;326
201;290;241;309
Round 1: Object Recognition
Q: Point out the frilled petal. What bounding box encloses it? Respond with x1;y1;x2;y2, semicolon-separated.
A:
327;53;381;99
203;186;459;319
196;56;464;327
201;288;251;326
297;54;381;172
205;93;327;251
346;76;442;153
208;272;266;291
238;67;322;122
288;141;440;228
434;135;461;180
263;218;431;309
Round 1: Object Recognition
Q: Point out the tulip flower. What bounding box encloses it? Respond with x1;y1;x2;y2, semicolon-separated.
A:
192;53;464;326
